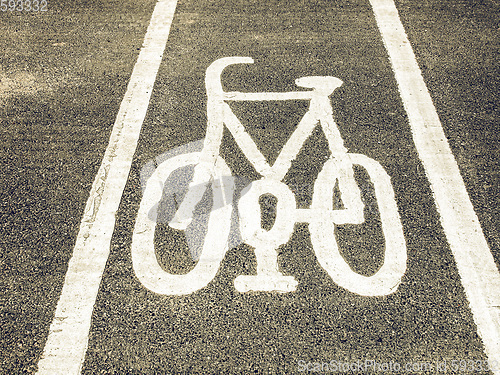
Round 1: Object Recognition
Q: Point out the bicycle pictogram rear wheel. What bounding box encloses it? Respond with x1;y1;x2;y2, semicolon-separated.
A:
309;154;407;296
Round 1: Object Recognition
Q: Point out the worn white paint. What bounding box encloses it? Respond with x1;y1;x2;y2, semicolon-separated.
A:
137;57;407;295
132;152;233;294
310;155;407;296
236;179;298;293
35;0;499;370
370;0;500;369
36;0;178;373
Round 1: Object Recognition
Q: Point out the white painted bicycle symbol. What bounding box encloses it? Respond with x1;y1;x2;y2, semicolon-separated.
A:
132;57;407;296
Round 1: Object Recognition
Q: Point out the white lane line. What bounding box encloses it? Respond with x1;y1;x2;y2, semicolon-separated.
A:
370;0;500;369
36;0;178;373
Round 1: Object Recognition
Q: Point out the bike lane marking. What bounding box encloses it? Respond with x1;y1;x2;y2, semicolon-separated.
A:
36;0;499;373
133;57;407;296
370;0;500;369
36;0;178;373
76;0;491;370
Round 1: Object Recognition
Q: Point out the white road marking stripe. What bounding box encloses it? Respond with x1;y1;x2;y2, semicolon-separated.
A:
36;0;178;373
370;0;500;369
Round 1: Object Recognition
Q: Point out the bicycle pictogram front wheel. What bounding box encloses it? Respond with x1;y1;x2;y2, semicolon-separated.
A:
132;152;233;295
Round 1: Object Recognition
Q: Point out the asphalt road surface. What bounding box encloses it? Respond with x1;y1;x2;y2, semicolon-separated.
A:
1;0;499;374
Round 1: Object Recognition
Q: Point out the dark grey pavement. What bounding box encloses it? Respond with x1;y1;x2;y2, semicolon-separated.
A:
0;0;157;372
1;0;498;373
